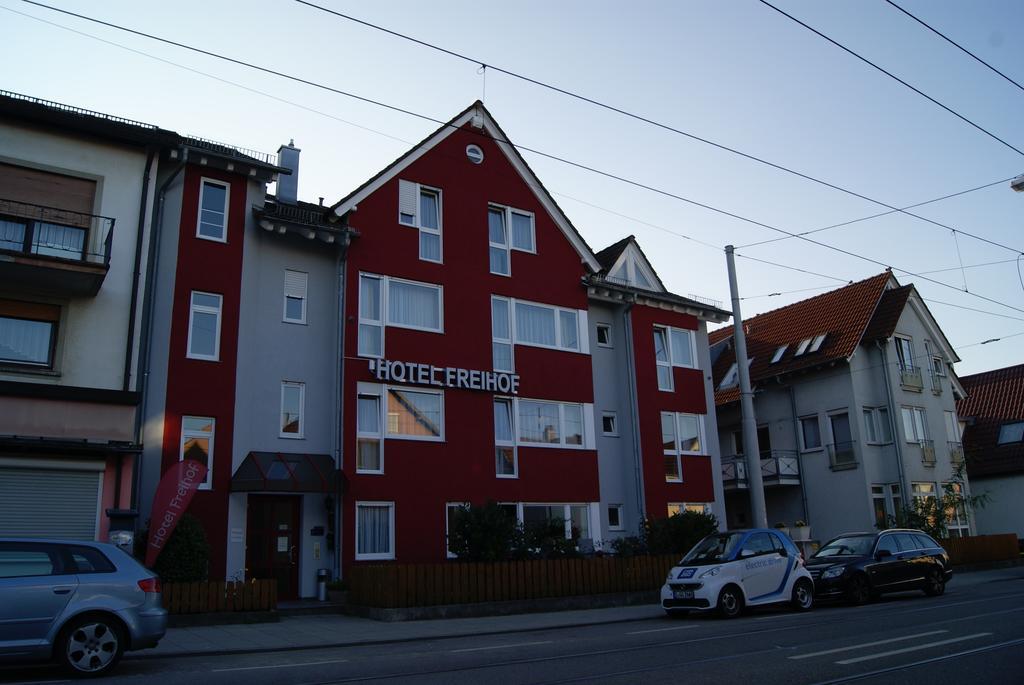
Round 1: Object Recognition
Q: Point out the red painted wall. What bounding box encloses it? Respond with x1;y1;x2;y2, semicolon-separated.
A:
630;304;714;517
342;122;599;566
159;166;247;579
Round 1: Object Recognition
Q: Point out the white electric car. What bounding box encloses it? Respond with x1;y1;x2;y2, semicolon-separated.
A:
660;528;814;618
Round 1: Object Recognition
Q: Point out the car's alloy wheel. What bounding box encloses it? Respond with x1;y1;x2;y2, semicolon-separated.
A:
846;575;871;605
61;617;123;677
791;578;814;611
717;586;743;619
923;569;946;597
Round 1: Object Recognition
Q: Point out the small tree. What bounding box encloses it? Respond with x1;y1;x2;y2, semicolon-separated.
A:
447;501;518;561
880;463;988;538
515;519;580;559
646;510;719;556
149;513;211;582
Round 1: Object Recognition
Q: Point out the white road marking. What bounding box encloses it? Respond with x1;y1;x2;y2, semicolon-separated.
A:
755;612;817;621
212;658;348;672
788;630;947;659
835;632;992;665
627;624;700;635
451;640;552;653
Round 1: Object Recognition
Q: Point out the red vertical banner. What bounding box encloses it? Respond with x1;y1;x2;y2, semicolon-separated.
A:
145;459;208;568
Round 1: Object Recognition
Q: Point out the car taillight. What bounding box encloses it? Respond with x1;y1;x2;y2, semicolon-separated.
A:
138;577;162;594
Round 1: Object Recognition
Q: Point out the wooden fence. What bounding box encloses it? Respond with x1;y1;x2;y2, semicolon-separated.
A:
939;533;1019;566
162;579;278;614
348;555;677;609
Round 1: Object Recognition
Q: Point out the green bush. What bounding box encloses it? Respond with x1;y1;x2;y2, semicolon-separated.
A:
448;501;519;562
515;520;580;559
645;510;719;556
149;513;211;582
609;534;647;557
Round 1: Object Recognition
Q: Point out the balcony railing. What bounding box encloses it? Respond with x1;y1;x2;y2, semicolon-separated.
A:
827;440;857;469
948;441;964;465
899;364;924;392
920;439;936;466
0;198;114;265
721;458;748;488
930;371;943;395
721;451;800;488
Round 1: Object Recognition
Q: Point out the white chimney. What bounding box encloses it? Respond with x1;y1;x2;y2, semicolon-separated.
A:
277;139;300;205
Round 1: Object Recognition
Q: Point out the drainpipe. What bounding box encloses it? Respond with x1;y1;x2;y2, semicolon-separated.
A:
877;340;910;508
132;150;188;530
124;147;156;393
333;235;348;581
621;302;646;528
787;384;810;524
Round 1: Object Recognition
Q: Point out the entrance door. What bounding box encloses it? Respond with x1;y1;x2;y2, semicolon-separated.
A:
246;495;301;600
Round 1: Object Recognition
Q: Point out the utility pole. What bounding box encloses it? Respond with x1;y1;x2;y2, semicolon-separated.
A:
725;245;768;529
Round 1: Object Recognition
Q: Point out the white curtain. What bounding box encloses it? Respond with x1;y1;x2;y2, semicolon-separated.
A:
678;414;701;452
359;275;381;320
0;219;25;251
419;232;440;261
357;505;391;555
494;399;513;442
389;281;440;330
563;404;583;445
357;395;380;434
488;208;506;244
419;191;439;230
670;329;693;366
515;302;556;346
0;317;51;364
491;298;510;339
510;212;533;251
493;342;512;372
661;412;676;451
559;311;578;350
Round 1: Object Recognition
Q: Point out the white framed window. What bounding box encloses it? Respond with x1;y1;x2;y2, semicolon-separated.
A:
608;504;624;531
283;269;307;324
667;502;709;516
446;502;470;558
465;144;484;164
943;482;969;537
355;501;395;560
911;482;936;510
488;204;535;276
654;325;698;392
596;323;612;347
601;411;618;437
800;415;822;451
895;335;915;371
387;386;443;441
492;296;513;372
515;301;578;351
356;389;383;474
653;327;672;391
187;291;222;361
494;397;517;477
718;357;752;391
944;410;960;443
180;416;214;490
398;180;442;263
518;399;586;447
863;407;893;445
521;503;590;540
280;381;305;438
901;406;928;442
770;345;788;364
197;178;229;242
358;273;443;357
662;412;705;482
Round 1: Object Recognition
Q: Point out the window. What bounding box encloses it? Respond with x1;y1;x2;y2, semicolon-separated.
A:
357;391;383;473
808;334;827;353
492;296;513;371
895;336;914;371
662;412;705;482
494;398;517;477
911;482;936;508
944;411;960;443
513;300;583;352
997;422;1024;445
489;205;536;276
654;325;697;391
283;270;307;324
280;382;305;438
358;273;443;357
944;482;969;538
446;502;469;557
0;544;57;578
180;416;214;489
187;291;222;361
355;502;394;560
901;406;928;442
601;411;618;436
68;546;115;574
718;357;752;391
465;145;484;164
197;179;229;242
522;504;590;540
829;412;853;465
398;180;442;263
794;338;812;356
608;504;624;531
770;345;787;364
596;323;612;347
871;485;888;528
863;407;893;445
0;299;59;368
518;400;585;447
654;327;672;390
667;502;709;516
800;415;822;450
387;387;443;440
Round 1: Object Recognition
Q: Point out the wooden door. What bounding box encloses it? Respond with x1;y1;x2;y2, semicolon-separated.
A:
246;495;301;600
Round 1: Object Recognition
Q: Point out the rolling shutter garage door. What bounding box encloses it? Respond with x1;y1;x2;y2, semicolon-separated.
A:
0;468;101;539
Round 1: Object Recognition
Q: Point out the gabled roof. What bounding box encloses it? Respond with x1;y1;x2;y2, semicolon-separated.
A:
957;364;1024;478
710;272;893;405
329;101;601;272
861;285;912;342
593;235;667;292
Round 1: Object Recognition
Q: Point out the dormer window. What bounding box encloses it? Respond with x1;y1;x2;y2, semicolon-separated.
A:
398;179;442;263
809;334;827;352
606;243;660;291
794;338;812;356
718;357;752;390
770;345;788;364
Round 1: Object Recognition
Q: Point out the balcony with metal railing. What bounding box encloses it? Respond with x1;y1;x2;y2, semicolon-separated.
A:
0;198;114;296
919;439;936;466
721;450;801;489
930;370;944;395
827;440;858;470
948;440;964;465
899;364;924;392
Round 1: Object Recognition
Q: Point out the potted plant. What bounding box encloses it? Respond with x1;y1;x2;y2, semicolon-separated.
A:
773;522;789;537
792;520;810;540
326;579;348;604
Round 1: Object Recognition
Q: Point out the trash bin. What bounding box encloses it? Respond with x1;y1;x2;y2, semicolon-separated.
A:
317;568;329;602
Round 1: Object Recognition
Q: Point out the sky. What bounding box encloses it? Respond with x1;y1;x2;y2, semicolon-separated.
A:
1;0;1021;376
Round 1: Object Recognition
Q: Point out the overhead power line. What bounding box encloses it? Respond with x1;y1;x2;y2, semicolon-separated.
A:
17;0;1024;318
884;0;1024;95
292;0;1024;256
757;0;1024;158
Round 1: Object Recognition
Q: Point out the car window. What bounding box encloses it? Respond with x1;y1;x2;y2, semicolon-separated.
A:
895;533;920;552
814;535;873;557
744;533;776;556
67;546;116;574
875;535;899;555
913;533;939;550
769;533;786;553
0;544;58;578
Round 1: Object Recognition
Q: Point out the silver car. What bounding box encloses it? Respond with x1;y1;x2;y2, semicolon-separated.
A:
0;538;167;677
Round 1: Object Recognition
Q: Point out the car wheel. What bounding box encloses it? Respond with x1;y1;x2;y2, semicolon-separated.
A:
923;569;946;597
791;578;814;612
717;586;743;619
59;615;124;678
845;574;871;606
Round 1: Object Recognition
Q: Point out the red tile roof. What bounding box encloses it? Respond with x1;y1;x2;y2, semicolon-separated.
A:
711;272;894;405
862;285;912;343
957;364;1024;478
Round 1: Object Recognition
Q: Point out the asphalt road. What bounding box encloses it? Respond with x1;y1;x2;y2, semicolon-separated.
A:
4;573;1023;684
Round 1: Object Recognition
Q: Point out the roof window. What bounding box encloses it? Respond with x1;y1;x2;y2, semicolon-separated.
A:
794;338;812;356
770;345;788;364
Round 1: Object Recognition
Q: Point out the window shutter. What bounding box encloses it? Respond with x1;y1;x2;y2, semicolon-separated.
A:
398;179;418;224
284;270;307;299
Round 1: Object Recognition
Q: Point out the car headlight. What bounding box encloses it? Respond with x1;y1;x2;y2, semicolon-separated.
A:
822;566;846;579
666;570;676;582
699;566;722;579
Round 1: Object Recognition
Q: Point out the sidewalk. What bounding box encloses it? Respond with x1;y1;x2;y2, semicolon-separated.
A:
129;565;1024;660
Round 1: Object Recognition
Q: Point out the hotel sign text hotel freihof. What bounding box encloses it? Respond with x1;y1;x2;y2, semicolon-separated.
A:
369;358;521;395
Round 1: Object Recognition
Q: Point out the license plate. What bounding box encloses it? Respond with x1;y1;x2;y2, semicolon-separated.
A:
673;589;694;599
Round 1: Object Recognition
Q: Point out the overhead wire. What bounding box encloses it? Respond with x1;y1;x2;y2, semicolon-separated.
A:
13;1;1024;318
293;0;1024;256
